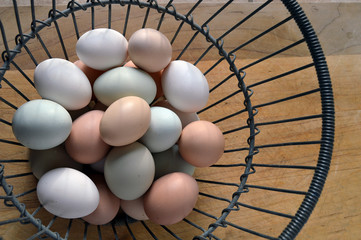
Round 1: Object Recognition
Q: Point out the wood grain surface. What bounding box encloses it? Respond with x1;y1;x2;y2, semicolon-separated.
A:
0;1;360;239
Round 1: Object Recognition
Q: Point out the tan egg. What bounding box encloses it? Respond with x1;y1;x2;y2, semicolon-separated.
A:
74;60;105;86
99;96;151;146
144;172;198;226
128;28;172;73
65;110;111;164
82;174;121;225
124;60;163;99
178;120;225;167
119;196;148;221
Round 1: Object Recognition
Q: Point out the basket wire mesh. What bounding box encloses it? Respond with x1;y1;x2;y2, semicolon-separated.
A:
0;0;334;239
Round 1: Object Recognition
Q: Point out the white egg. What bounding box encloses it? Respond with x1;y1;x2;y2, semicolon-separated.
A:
161;60;209;113
34;58;92;110
37;168;99;219
76;28;128;70
140;107;182;153
104;142;155;200
93;66;156;106
12;99;72;150
152;145;195;180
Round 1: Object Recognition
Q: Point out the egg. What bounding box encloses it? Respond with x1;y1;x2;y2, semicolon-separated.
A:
34;58;92;110
161;60;209;113
104;142;155;200
100;96;151;146
93;66;156;106
119;196;148;221
128;28;172;73
37;168;99;219
140;107;182;153
178;120;225;167
153;145;195;180
12;99;72;150
82;174;121;225
74;60;105;86
144;172;199;225
76;28;128;70
154;100;199;128
29;144;83;179
124;60;163;99
65;110;111;164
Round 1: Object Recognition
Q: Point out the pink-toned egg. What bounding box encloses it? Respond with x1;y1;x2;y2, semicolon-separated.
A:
119;196;148;221
124;60;163;99
178;120;225;167
99;96;151;146
82;174;121;225
74;60;105;87
128;28;172;73
144;172;198;225
65;110;111;164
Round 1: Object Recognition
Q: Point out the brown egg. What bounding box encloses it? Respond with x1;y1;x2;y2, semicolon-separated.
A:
82;174;121;225
124;60;164;99
119;196;148;221
178;120;225;167
65;110;111;164
74;60;105;86
144;172;198;225
99;96;151;146
128;28;172;73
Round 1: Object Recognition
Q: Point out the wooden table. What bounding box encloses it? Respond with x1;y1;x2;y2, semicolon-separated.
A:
0;1;360;239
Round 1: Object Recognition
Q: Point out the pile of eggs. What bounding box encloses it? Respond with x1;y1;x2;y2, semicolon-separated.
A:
12;28;225;226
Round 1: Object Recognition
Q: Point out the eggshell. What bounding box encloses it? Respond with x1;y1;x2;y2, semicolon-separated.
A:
76;28;128;70
74;60;105;86
161;60;209;113
119;196;148;221
29;144;83;179
104;142;155;200
124;60;163;99
140;107;182;153
65;110;111;164
144;172;198;225
178;120;225;167
154;100;199;128
12;99;72;150
128;28;172;73
153;145;195;180
37;168;99;219
82;174;121;225
34;58;92;110
93;66;156;106
99;96;151;146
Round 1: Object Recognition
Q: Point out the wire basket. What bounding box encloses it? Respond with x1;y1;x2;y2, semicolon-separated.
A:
0;0;334;239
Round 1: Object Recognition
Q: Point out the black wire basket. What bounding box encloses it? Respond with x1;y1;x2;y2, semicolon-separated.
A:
0;0;334;239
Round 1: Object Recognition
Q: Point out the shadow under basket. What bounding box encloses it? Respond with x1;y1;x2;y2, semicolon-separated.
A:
0;0;334;239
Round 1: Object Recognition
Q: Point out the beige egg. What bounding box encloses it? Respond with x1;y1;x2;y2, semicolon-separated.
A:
124;60;163;99
82;174;121;225
144;172;198;225
99;96;151;146
178;120;225;167
65;110;111;164
128;28;172;73
119;196;148;221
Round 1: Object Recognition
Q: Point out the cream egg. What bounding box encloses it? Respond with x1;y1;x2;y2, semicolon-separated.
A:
128;28;172;73
37;168;99;219
76;28;128;70
140;107;182;153
93;66;156;106
178;120;225;167
99;96;151;147
12;99;72;150
161;60;209;113
34;58;92;110
144;172;198;225
104;142;155;200
119;196;148;221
